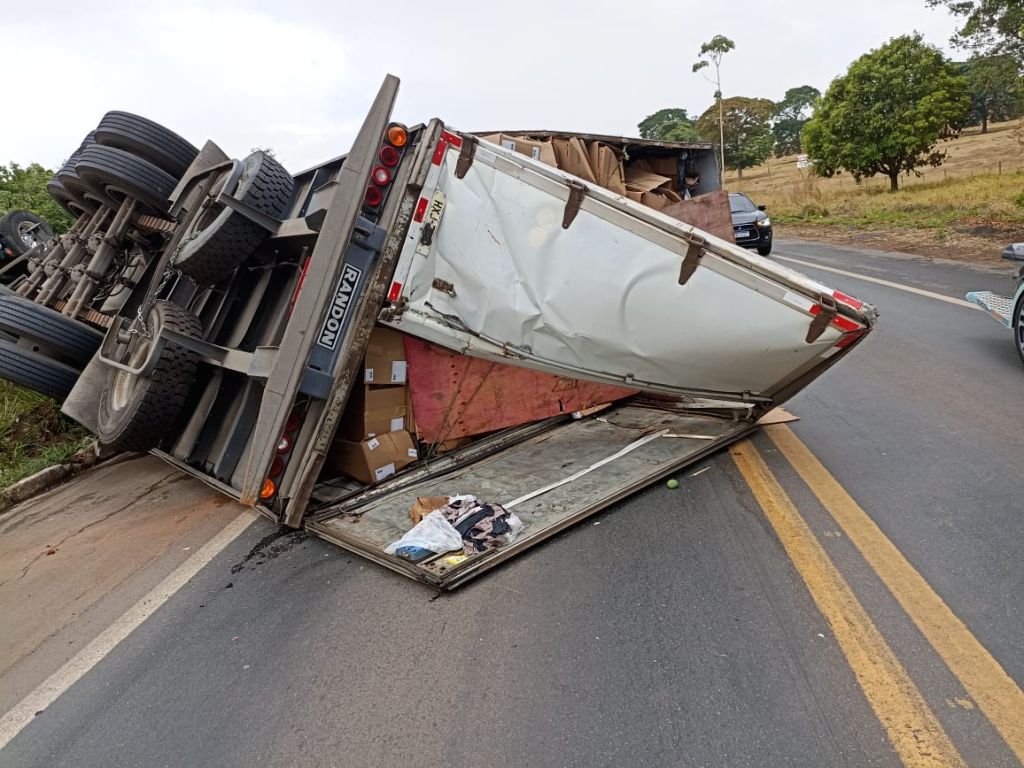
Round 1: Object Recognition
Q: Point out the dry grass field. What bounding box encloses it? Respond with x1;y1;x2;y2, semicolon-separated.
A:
725;119;1024;264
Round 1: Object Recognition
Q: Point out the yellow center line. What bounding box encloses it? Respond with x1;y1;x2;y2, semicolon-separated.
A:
766;424;1024;765
730;440;964;768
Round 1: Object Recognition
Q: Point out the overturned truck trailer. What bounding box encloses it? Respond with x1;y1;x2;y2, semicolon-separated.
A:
53;75;875;588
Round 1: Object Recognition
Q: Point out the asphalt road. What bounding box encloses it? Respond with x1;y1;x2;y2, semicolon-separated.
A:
1;239;1021;768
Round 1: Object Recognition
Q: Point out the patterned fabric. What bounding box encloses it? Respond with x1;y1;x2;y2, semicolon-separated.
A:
438;495;516;555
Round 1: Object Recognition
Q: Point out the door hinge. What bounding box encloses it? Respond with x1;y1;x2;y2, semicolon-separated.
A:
562;181;588;229
455;136;478;179
806;295;838;343
678;236;707;285
432;278;456;296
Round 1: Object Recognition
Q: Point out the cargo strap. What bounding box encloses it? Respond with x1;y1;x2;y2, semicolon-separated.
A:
455;136;478;179
806;295;838;343
677;236;707;285
562;181;588;229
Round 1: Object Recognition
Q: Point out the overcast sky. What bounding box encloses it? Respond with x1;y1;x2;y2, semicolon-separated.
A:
4;0;962;173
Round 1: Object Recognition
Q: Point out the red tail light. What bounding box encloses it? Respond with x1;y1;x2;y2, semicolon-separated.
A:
277;434;292;454
379;146;400;167
269;456;285;476
285;412;301;433
364;186;383;207
371;166;392;186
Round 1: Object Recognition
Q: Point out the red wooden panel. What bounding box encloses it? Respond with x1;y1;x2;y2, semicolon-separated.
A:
404;338;638;442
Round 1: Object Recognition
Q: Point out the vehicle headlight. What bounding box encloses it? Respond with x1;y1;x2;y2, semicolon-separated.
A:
756;218;771;228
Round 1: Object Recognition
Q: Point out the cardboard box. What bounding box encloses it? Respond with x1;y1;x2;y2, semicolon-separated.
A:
327;430;419;485
551;137;597;182
339;385;408;441
481;133;557;167
409;495;451;524
587;142;626;195
625;168;673;193
645;156;681;179
365;326;407;384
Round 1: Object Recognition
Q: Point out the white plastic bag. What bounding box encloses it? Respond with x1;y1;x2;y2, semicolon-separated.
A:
384;510;463;556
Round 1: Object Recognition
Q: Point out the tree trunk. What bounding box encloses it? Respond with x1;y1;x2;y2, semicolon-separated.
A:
982;111;989;134
737;165;744;180
888;170;899;192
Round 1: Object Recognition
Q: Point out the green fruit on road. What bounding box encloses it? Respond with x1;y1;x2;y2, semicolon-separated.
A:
666;478;679;489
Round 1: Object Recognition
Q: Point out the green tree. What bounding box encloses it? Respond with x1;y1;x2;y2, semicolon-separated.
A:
960;54;1024;132
0;163;74;233
803;35;969;191
637;108;700;141
692;34;736;171
773;85;821;155
926;0;1024;58
696;97;776;178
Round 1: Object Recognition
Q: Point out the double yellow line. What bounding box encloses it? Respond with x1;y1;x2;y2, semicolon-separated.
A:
731;426;1024;768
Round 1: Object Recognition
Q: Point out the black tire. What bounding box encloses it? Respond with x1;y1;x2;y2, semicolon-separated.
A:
0;338;80;400
94;111;198;178
97;301;201;452
53;132;99;214
0;297;103;366
757;243;773;256
0;211;54;257
46;177;92;217
1013;293;1024;368
171;152;295;285
75;144;176;217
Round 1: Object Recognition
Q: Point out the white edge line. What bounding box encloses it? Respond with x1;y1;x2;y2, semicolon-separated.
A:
0;510;257;751
774;253;980;310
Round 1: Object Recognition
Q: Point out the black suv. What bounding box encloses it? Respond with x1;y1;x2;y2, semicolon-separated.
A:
729;192;772;256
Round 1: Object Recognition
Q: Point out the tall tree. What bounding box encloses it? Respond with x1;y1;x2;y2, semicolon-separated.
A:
696;97;776;178
803;34;969;191
926;0;1024;58
0;164;73;234
961;54;1024;131
692;35;735;171
773;85;821;155
637;108;700;141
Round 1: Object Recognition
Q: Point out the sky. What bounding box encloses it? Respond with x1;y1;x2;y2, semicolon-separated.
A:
3;0;964;174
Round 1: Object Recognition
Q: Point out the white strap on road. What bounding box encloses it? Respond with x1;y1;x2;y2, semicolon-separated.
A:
506;428;670;509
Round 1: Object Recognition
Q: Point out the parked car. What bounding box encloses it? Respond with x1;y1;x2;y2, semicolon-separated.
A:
729;192;772;256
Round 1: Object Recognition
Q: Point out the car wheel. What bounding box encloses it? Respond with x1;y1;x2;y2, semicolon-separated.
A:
171;151;295;286
96;300;201;452
757;243;772;256
0;211;54;257
0;338;80;401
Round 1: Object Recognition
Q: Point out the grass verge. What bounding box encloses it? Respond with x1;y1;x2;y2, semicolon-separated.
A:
0;380;91;490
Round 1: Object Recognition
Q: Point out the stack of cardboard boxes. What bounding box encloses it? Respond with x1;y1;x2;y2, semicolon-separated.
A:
326;327;420;485
479;133;687;210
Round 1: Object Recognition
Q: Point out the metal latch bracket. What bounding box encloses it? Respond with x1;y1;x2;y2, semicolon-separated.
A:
562;181;588;229
806;295;838;343
455;136;478;179
678;236;707;285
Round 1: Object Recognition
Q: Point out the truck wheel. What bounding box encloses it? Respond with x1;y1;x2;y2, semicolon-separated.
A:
0;338;80;400
75;145;176;217
96;301;201;452
94;111;199;178
0;211;54;257
0;296;104;366
1014;294;1024;367
46;177;93;218
171;151;294;286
